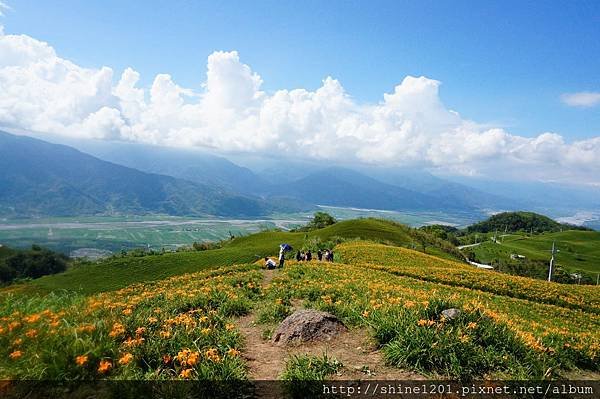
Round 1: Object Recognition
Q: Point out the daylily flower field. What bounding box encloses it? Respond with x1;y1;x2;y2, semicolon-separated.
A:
1;241;598;381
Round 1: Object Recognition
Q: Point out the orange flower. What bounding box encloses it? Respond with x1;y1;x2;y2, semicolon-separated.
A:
122;308;133;316
9;350;22;359
362;311;370;318
159;330;172;338
23;314;41;323
135;327;146;336
25;329;38;338
205;348;221;362
179;368;193;379
227;348;240;357
467;322;478;330
225;323;235;331
12;338;23;346
109;323;125;338
162;354;172;364
118;353;134;365
75;355;88;366
97;360;113;374
187;351;200;366
8;321;21;331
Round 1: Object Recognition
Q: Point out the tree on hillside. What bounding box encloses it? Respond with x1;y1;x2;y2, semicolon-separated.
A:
1;245;68;283
308;212;337;230
293;212;338;232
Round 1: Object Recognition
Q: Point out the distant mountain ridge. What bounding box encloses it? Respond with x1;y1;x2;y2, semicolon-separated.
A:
0;131;294;218
36;135;504;214
264;167;447;211
7;131;593;221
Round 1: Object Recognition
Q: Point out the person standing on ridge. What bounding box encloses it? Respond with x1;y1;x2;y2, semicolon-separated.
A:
278;243;292;268
279;246;285;268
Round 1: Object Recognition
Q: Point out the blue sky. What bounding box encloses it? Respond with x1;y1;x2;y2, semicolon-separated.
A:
1;0;600;184
3;0;599;140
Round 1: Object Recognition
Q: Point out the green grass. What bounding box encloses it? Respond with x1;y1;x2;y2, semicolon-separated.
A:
13;219;435;295
472;230;600;273
281;353;342;380
281;353;343;398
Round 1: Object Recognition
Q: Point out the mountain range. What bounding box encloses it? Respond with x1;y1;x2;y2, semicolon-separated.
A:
56;135;516;213
0;131;298;218
1;130;597;222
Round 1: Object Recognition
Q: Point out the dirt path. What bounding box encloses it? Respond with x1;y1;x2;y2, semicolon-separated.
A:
236;268;423;381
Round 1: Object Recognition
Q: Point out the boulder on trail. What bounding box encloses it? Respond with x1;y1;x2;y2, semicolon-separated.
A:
441;308;461;320
271;309;347;346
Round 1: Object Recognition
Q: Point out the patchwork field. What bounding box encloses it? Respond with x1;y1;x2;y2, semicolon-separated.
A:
0;216;305;255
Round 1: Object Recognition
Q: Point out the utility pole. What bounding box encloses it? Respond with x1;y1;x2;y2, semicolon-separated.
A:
596;273;599;286
548;241;557;282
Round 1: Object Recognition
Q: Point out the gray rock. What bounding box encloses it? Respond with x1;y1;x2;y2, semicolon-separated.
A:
441;308;461;320
271;309;347;346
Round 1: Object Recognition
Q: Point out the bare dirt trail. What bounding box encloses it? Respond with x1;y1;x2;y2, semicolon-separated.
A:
236;268;423;381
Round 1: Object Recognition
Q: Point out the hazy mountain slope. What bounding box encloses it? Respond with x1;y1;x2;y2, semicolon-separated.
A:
49;138;269;195
446;177;600;212
267;167;460;211
0;131;279;217
359;167;523;211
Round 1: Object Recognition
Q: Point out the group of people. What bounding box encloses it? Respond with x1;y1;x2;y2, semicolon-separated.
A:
295;249;334;262
264;244;335;270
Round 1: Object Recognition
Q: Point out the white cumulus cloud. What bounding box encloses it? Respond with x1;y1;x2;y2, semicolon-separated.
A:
561;92;600;108
1;29;600;184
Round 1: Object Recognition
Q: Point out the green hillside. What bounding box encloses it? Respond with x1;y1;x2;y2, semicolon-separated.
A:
470;230;600;274
21;218;457;295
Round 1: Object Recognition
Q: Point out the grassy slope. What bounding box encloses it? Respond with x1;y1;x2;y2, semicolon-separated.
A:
472;230;600;273
21;219;420;295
